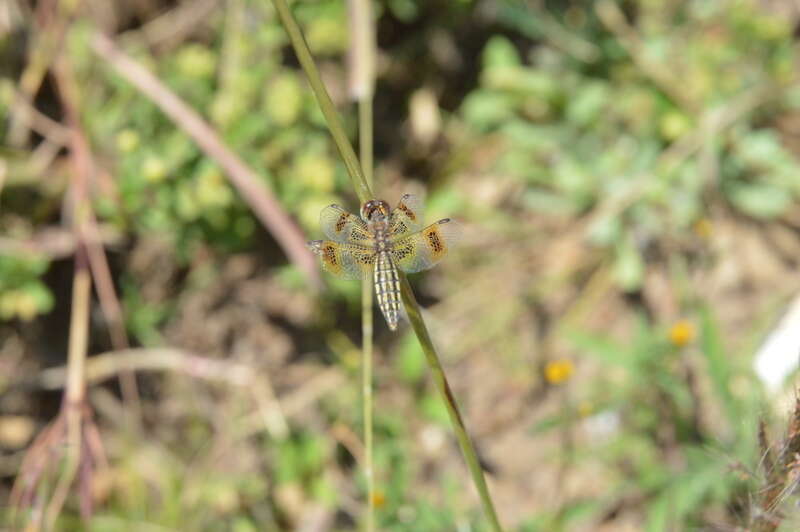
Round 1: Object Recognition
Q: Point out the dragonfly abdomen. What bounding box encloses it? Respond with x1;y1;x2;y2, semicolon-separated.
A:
374;251;401;330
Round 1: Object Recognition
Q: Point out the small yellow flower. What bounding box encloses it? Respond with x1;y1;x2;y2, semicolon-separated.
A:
544;360;574;385
578;400;593;418
669;320;695;347
371;492;386;508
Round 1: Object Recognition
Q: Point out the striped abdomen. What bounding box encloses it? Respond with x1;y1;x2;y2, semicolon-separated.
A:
374;251;401;330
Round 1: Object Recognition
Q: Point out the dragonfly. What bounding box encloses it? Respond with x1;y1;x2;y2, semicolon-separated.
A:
307;194;460;331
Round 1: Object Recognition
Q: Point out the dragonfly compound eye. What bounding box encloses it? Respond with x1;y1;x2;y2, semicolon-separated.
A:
361;199;390;221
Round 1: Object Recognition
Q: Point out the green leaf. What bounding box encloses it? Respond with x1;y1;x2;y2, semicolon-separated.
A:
482;36;521;69
586;214;622;246
263;73;304;127
698;308;739;432
561;498;604;528
566;82;609;127
645;454;727;532
461;90;517;130
612;236;645;292
727;182;792;218
23;281;54;314
567;330;635;370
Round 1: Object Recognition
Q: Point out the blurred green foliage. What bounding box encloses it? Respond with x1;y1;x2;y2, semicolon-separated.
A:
0;256;53;321
2;0;800;530
78;3;350;265
461;0;799;291
557;311;758;530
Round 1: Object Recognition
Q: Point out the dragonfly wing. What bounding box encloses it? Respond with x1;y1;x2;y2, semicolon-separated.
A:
390;218;461;273
308;240;375;280
320;204;372;244
389;194;424;237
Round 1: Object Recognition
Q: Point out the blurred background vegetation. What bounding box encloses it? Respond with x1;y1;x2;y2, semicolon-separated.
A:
3;0;800;530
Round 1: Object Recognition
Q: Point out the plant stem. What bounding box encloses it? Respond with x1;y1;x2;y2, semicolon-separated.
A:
44;248;90;530
43;48;95;528
400;277;503;531
271;0;503;528
359;95;376;532
350;0;377;525
361;274;375;531
56;37;142;427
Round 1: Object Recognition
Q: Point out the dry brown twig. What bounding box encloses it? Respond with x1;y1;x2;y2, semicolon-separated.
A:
33;347;348;441
10;29;120;529
753;397;800;532
10;85;72;181
53;42;142;423
11;88;71;145
82;208;140;414
119;0;220;50
35;347;343;415
0;225;122;260
7;0;68;148
89;31;321;288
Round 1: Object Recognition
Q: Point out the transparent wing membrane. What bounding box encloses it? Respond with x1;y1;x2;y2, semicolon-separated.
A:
389;194;424;237
319;204;372;244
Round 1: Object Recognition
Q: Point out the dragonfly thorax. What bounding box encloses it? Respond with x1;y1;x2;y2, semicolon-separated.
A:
369;221;390;252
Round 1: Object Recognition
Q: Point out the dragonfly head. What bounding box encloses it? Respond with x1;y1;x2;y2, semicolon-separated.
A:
360;199;391;222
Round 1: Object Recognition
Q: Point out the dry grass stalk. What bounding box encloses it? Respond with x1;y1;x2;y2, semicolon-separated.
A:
753;397;800;531
347;0;377;528
10;31;110;529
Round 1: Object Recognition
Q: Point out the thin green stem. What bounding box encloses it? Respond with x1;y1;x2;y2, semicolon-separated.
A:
352;0;376;525
359;96;375;532
361;278;375;531
271;0;372;203
400;277;503;531
271;0;503;529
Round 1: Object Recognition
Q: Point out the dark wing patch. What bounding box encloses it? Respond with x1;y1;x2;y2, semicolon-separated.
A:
390;218;461;273
389;194;424;237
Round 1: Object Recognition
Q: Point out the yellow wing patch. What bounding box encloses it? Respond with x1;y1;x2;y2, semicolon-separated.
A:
308;240;375;280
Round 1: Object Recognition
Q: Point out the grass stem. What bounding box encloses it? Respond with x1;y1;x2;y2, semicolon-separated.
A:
361;276;375;531
359;91;376;532
400;277;503;531
350;0;376;526
44;252;90;529
353;0;376;525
